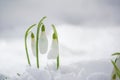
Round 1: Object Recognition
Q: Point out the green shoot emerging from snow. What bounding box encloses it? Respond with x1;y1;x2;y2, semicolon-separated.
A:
24;16;60;69
111;52;120;80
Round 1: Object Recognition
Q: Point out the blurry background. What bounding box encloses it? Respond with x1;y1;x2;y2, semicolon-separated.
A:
0;0;120;38
0;0;120;77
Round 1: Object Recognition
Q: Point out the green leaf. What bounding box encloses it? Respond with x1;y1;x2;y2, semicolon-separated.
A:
111;60;120;79
112;52;120;56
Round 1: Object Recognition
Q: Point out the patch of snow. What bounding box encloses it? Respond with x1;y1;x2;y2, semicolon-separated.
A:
8;60;112;80
0;25;120;80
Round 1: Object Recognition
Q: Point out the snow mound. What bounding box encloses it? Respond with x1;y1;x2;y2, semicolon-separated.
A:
9;60;112;80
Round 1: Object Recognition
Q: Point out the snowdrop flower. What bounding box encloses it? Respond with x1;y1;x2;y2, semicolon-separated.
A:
31;32;36;56
47;25;59;59
47;37;59;59
39;25;48;54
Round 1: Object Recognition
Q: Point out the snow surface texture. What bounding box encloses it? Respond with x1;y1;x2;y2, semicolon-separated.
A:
9;61;111;80
0;25;120;80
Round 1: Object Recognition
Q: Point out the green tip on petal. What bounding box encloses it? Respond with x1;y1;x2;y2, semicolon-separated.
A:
31;32;35;38
41;25;45;32
53;33;57;39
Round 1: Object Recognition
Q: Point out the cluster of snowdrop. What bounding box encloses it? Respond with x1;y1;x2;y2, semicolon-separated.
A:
111;52;120;80
24;16;59;69
5;16;119;80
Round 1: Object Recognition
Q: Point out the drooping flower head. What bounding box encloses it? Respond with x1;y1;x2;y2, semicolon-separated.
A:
39;24;48;54
25;17;60;69
47;25;59;59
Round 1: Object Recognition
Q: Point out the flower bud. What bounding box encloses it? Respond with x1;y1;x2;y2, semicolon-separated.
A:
31;32;36;56
39;25;48;54
47;33;59;59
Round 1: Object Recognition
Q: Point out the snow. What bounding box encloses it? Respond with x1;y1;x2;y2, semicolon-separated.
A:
8;60;112;80
1;0;120;79
0;25;120;80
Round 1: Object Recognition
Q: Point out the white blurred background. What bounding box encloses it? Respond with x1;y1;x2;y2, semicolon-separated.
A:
0;0;120;38
0;0;120;77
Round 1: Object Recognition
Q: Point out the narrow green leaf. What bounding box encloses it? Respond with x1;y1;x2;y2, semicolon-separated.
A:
112;52;120;56
111;60;120;79
57;55;60;69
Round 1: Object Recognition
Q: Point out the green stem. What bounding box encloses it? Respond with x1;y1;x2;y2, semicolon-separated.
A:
25;24;36;66
111;60;120;79
57;55;60;69
36;25;41;68
112;52;120;56
52;24;60;69
36;16;47;68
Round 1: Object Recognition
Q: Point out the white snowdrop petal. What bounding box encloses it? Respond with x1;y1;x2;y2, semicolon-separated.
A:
47;39;59;59
39;32;48;54
31;38;36;56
